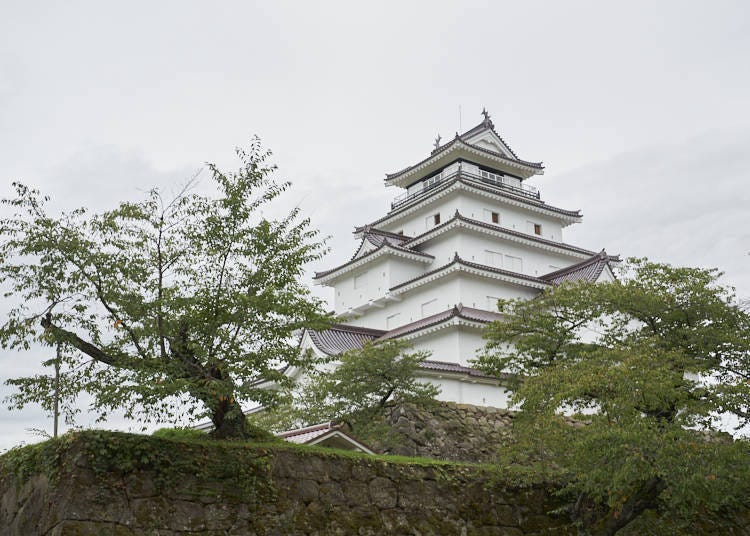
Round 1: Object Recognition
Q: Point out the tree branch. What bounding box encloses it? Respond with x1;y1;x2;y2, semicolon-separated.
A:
41;313;131;369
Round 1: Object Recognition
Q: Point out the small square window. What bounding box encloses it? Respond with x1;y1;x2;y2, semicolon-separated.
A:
534;223;542;235
491;212;499;224
434;213;441;225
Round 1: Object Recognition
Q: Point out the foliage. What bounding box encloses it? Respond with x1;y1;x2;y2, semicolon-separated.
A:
0;138;331;439
151;426;208;441
475;258;750;534
258;340;439;431
5;343;81;433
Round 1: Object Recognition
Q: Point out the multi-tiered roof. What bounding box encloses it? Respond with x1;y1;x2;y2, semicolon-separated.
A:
303;111;618;400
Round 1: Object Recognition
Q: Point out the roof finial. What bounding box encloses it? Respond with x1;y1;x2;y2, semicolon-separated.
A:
481;107;491;125
433;134;441;151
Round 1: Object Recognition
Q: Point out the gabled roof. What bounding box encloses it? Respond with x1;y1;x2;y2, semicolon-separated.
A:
402;211;595;258
351;227;412;259
378;303;504;340
277;422;376;454
457;114;520;160
354;177;582;234
386;114;543;187
419;359;505;381
389;253;551;293
302;315;504;383
304;305;502;351
314;242;434;283
363;227;411;246
540;250;620;285
306;324;385;355
386;136;543;186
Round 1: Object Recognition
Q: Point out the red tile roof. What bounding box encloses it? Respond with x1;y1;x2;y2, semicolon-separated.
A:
278;421;342;442
389;253;550;292
419;359;506;381
354;176;582;233
307;324;385;355
402;211;595;257
378;303;504;340
386;132;543;181
540;251;619;285
455;115;520;159
277;422;377;453
314;242;434;280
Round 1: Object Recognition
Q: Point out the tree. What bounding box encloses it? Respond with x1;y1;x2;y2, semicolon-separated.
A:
474;258;750;534
0;139;331;439
5;342;81;438
258;339;439;431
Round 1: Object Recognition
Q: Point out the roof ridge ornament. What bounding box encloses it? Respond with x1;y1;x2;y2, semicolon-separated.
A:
433;134;441;151
481;107;493;127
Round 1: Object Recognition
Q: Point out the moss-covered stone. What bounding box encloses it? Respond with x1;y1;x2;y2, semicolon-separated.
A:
1;430;747;535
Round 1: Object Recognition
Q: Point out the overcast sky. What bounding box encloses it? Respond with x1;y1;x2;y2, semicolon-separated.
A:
1;1;748;450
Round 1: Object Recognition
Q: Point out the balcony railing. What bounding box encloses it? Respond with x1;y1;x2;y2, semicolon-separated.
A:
391;168;540;210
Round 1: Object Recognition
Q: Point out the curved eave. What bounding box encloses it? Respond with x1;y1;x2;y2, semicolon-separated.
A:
405;214;594;259
361;178;581;233
385;140;544;188
416;362;505;383
380;314;489;342
390;257;550;295
314;243;434;286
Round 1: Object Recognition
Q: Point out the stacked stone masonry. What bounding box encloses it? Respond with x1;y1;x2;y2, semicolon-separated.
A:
0;432;573;536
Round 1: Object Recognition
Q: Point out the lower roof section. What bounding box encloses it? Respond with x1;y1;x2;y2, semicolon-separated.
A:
306;303;503;353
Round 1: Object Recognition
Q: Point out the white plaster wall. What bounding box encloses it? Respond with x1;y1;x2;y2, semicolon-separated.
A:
332;257;388;313
347;276;461;330
414;233;461;265
384;258;426;288
388;195;460;237
332;256;426;314
299;328;511;409
456;275;539;310
406;325;488;367
382;182;567;242
345;262;547;331
597;266;616;283
455;191;564;242
457;231;583;277
407;328;461;363
421;375;511;408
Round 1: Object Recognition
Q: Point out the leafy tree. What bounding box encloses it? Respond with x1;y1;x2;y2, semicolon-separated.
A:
258;339;439;431
0;139;331;439
5;342;81;437
475;258;750;534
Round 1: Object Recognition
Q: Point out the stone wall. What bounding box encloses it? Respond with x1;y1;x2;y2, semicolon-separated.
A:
2;431;748;535
0;431;572;535
354;400;515;463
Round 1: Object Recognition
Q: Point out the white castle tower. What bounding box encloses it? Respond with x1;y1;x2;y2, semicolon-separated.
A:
298;111;617;408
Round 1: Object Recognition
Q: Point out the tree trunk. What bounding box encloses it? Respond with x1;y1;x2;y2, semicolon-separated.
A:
209;396;249;439
591;477;666;535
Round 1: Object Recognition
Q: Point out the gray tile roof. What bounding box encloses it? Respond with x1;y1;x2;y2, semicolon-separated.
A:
304;325;504;381
354;176;582;234
386;130;543;181
314;242;434;280
378;303;504;340
307;324;385;355
403;211;594;256
540;251;619;285
389;253;550;292
455;115;520;160
419;359;506;380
